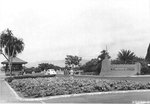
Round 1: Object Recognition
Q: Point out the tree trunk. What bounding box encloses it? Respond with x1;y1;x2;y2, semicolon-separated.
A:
10;48;15;76
8;56;12;76
8;57;13;76
7;47;12;76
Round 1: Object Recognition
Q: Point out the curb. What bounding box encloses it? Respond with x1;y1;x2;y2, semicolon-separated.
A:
5;81;150;102
4;81;22;100
75;75;150;78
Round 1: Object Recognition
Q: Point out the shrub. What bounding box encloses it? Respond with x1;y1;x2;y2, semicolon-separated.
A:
24;68;33;74
14;74;55;79
7;77;150;98
81;72;98;75
5;77;14;83
141;67;150;75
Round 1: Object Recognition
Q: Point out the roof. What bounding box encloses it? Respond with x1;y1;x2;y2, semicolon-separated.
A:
1;57;27;64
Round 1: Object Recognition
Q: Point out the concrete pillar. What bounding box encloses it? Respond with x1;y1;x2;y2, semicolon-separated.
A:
100;56;111;76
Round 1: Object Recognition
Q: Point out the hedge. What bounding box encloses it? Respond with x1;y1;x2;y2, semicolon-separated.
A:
7;77;150;98
5;74;56;83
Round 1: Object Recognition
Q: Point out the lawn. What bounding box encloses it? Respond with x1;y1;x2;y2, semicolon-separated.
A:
6;76;150;98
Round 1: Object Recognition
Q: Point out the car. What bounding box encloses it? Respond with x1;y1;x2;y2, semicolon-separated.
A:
45;69;57;76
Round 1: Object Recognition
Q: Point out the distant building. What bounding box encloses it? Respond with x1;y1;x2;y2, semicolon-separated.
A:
1;57;27;75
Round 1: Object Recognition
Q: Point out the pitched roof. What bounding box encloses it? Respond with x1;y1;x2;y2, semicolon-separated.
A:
1;57;27;64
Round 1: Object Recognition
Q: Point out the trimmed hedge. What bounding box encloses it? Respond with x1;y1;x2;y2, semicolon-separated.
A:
5;74;56;83
7;77;150;98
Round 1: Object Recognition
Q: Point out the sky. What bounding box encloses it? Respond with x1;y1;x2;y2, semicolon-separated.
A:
0;0;150;66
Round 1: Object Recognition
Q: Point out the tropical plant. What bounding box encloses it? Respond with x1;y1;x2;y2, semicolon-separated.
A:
96;50;111;74
0;29;24;75
98;50;111;61
117;49;136;64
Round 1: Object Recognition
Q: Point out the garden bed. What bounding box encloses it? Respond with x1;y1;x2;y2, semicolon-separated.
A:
5;74;56;83
6;77;150;98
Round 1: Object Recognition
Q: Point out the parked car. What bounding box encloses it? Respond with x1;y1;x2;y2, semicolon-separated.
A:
45;69;57;76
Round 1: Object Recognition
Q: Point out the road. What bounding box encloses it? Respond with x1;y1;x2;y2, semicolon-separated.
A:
40;90;150;103
0;72;150;104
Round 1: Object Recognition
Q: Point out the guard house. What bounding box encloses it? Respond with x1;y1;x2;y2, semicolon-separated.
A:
1;57;27;75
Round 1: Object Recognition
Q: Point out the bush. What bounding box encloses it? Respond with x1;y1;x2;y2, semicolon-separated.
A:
5;77;14;83
81;72;98;75
141;67;150;75
24;68;33;74
5;74;56;82
140;60;150;75
7;77;150;98
34;68;41;73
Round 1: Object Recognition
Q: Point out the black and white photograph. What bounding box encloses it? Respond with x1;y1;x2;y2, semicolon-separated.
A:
0;0;150;103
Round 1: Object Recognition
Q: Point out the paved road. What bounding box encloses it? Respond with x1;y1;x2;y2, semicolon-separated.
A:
40;91;150;103
1;72;150;104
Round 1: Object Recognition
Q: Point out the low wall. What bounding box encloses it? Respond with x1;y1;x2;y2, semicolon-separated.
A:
100;57;141;77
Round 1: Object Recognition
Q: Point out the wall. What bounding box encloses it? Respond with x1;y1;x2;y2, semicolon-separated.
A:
100;57;141;77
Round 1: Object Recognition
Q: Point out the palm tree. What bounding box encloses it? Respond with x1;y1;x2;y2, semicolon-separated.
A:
117;49;136;64
98;50;111;61
0;29;24;75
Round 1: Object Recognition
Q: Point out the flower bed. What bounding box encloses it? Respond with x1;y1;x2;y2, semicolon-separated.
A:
7;77;150;98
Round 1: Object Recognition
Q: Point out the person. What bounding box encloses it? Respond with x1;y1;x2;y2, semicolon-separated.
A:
64;69;66;75
70;69;74;76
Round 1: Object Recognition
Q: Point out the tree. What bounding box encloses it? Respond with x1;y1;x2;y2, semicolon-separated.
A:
38;63;50;71
117;49;136;64
38;63;61;71
145;43;150;63
96;50;111;74
81;58;99;72
81;50;111;74
0;29;24;75
98;50;110;61
133;56;145;63
65;55;82;69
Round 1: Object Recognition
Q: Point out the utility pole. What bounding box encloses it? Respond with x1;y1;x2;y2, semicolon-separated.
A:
105;45;108;58
106;45;107;52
